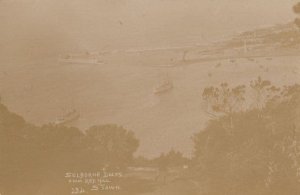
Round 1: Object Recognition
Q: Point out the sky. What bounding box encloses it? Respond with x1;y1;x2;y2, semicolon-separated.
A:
0;0;299;54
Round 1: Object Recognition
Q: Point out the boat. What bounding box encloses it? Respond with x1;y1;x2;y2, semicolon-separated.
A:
58;52;104;65
153;80;173;94
53;109;80;125
59;58;103;65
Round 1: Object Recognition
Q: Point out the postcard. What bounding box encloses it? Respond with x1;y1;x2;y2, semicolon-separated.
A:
0;1;299;194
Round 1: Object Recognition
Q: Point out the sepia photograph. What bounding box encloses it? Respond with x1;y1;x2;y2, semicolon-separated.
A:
0;0;300;194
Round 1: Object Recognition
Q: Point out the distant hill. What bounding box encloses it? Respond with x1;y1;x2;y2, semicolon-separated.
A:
192;22;300;62
135;22;300;66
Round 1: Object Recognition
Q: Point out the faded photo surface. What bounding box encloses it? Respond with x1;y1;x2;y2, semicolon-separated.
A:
0;0;300;194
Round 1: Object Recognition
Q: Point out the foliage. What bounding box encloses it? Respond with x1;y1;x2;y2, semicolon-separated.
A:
153;149;190;168
294;3;300;14
194;78;300;194
85;124;139;167
294;3;300;27
0;103;139;194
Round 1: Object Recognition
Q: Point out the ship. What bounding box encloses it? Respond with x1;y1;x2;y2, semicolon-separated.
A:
153;80;173;95
53;109;80;125
58;52;104;65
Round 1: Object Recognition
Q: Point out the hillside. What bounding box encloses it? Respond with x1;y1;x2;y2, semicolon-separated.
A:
184;22;300;64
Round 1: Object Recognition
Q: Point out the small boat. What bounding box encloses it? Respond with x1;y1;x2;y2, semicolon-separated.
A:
58;53;104;65
59;58;103;65
54;110;80;125
153;80;173;95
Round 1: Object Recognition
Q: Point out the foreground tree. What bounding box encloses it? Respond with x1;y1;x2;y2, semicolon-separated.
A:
153;149;189;168
0;102;140;194
194;79;300;194
293;2;300;27
85;124;139;167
